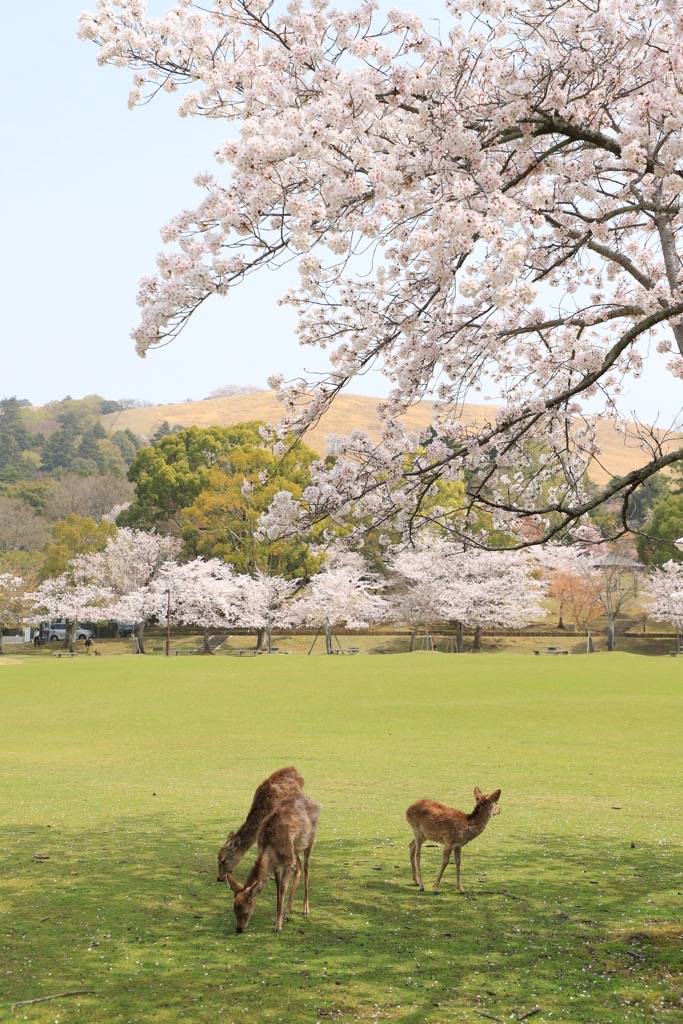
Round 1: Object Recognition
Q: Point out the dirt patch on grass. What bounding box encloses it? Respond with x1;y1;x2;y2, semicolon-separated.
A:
619;925;683;947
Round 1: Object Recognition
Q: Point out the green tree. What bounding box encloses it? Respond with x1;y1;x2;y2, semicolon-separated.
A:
151;421;173;443
636;493;683;565
41;412;82;472
111;429;140;467
123;423;271;532
181;438;321;578
41;514;116;579
626;473;671;530
0;398;35;481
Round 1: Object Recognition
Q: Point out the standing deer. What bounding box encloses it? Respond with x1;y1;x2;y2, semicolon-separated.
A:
217;766;304;881
406;787;501;893
226;792;320;933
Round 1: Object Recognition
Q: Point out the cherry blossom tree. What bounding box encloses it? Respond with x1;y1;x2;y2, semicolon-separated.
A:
81;0;683;548
388;538;461;650
291;550;387;654
26;576;111;653
73;527;181;652
240;571;299;652
111;557;244;654
442;546;544;651
645;560;683;636
390;537;546;651
0;574;25;656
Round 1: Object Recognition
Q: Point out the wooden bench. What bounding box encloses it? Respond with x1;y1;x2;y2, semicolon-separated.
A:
533;646;570;656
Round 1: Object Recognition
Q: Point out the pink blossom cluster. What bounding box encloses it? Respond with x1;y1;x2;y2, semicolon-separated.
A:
390;536;546;630
0;574;26;625
80;0;683;540
644;561;683;630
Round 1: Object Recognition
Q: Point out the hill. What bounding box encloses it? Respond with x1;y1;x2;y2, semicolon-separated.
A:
100;390;678;485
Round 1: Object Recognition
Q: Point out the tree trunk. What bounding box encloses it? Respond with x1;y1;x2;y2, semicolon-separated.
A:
455;621;464;653
557;611;565;629
65;620;77;654
0;622;4;656
135;620;146;655
202;630;213;654
324;620;333;655
409;628;417;652
255;627;268;651
586;630;594;654
472;624;482;652
607;619;615;652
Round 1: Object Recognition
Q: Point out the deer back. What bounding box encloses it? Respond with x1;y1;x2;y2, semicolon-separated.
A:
259;793;320;861
238;767;305;839
406;799;471;845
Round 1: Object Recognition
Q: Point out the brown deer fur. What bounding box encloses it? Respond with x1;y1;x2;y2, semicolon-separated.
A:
217;766;304;881
226;793;321;933
406;787;501;893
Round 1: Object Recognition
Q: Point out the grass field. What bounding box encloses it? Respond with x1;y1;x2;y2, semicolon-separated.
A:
1;654;682;1024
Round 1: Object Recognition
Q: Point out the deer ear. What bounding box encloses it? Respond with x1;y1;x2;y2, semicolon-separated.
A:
474;786;483;801
490;789;501;802
226;873;243;894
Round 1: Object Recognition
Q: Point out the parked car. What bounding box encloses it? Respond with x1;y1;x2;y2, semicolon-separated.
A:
46;622;94;642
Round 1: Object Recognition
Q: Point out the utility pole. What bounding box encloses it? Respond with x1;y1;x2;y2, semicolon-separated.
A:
165;588;171;657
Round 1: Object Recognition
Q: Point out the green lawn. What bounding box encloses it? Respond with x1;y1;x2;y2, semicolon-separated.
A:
1;654;682;1024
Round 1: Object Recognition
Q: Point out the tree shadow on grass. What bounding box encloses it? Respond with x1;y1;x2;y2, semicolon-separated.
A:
1;821;681;1023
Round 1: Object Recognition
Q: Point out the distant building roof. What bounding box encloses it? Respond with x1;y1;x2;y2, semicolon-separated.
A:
593;554;644;570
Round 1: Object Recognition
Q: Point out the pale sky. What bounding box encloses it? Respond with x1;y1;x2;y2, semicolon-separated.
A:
2;1;681;427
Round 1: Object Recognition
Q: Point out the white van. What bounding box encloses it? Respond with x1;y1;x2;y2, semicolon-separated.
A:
47;622;94;642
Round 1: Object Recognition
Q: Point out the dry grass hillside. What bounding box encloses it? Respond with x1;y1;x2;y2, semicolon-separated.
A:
101;390;677;484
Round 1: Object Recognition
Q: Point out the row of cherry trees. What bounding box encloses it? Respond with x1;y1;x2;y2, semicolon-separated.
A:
22;528;547;653
9;526;683;654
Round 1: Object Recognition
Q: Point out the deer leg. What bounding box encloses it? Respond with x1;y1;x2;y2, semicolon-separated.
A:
273;865;286;932
285;855;302;919
412;832;425;892
303;846;312;916
453;847;463;893
433;846;453;893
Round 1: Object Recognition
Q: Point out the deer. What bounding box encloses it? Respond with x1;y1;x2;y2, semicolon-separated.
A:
406;787;501;894
226;792;320;933
217;766;304;882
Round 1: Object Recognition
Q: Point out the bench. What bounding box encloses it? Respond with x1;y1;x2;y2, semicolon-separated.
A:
533;646;570;656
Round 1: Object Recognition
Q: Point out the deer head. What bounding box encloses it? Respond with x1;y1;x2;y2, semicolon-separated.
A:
473;786;502;817
217;832;241;881
226;873;259;933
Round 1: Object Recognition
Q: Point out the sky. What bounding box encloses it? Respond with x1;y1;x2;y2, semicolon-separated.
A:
1;1;681;426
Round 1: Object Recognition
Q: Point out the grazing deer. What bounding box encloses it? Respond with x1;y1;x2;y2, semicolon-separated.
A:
226;793;320;933
406;787;501;894
217;766;304;881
